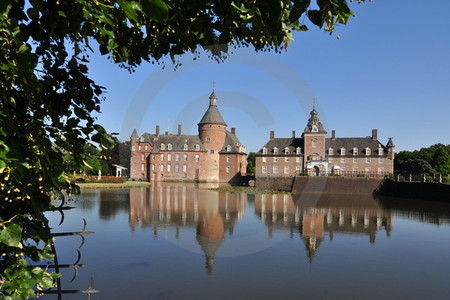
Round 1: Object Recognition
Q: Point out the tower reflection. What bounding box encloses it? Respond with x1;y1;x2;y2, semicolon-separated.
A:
128;183;246;273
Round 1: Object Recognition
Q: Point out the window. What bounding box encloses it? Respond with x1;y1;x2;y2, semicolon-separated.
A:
273;166;278;174
329;148;334;155
341;148;346;155
160;154;164;161
210;150;214;154
183;144;188;150
366;148;371;155
138;145;142;151
226;145;231;152
167;164;171;172
160;164;164;172
378;167;384;175
145;145;148;151
329;157;333;163
353;148;358;155
226;156;230;163
175;154;179;161
140;137;144;142
353;157;357;163
365;167;370;174
141;154;145;161
168;154;172;161
378;147;383;156
312;139;318;148
262;147;267;155
206;137;211;142
262;157;267;162
273;157;278;162
141;164;145;171
378;157;384;163
262;166;267;174
340;157;345;163
296;147;301;155
285;157;289;162
175;164;179;172
285;147;290;154
182;164;187;172
195;154;200;162
195;144;200;151
167;144;172;150
296;166;301;172
151;164;155;171
183;154;188;161
160;143;165;150
353;167;358;173
132;145;135;151
366;157;371;163
226;166;230;173
296;157;301;163
284;166;289;174
273;147;278;155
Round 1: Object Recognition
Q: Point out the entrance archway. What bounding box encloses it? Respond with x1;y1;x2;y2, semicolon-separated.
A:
313;166;320;176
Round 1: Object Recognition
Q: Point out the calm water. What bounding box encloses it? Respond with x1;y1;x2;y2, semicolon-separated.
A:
46;183;450;299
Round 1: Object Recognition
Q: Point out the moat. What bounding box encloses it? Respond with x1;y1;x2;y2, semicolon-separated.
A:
47;183;450;299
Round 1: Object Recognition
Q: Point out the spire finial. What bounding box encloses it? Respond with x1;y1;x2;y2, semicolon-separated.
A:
313;97;316;110
212;81;216;90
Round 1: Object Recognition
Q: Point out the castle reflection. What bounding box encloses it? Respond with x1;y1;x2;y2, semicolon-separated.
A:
128;183;246;274
255;193;393;261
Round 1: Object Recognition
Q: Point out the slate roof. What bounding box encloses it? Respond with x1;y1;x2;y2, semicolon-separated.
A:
256;138;304;155
219;131;246;154
326;138;387;156
303;108;327;134
198;90;227;126
386;138;395;148
131;128;139;138
149;135;207;153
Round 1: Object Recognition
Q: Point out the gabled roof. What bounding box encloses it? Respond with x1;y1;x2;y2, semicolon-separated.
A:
198;90;227;126
219;131;246;154
257;138;304;155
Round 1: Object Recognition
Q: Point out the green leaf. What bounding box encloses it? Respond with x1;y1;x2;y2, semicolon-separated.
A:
289;0;311;22
0;223;22;247
141;0;169;23
307;10;324;27
18;44;29;53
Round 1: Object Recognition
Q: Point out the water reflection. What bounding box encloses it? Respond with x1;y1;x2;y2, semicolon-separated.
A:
128;184;246;273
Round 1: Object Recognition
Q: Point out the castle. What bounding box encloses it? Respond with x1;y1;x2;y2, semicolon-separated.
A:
255;107;395;178
130;90;247;182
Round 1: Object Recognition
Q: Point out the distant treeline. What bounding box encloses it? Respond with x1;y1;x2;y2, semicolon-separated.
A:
395;144;450;175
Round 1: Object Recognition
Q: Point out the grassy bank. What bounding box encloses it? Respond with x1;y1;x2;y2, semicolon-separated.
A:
208;186;291;194
78;181;151;189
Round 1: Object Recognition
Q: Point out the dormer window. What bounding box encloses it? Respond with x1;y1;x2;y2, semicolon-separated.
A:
226;145;231;152
195;144;200;151
353;148;358;156
366;148;371;155
262;147;267;155
140;137;144;142
329;148;334;155
273;147;279;155
167;144;172;150
183;144;188;151
296;147;301;155
378;147;383;156
341;148;346;156
160;143;165;150
312;139;318;148
285;147;290;154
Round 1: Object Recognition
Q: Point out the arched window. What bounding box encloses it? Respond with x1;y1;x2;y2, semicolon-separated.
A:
273;147;278;155
285;147;290;154
167;144;172;150
195;144;200;151
296;147;301;155
160;143;165;150
341;148;346;155
312;139;318;148
183;144;188;150
353;148;358;155
329;148;334;155
226;145;231;152
366;147;371;155
262;147;267;155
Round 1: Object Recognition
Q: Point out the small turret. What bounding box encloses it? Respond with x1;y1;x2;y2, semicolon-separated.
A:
387;137;395;160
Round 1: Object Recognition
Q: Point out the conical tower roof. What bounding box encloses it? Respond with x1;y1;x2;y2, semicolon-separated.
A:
198;90;227;126
131;128;139;138
386;138;395;148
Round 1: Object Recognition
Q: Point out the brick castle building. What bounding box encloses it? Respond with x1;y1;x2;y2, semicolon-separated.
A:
255;107;395;178
130;90;247;182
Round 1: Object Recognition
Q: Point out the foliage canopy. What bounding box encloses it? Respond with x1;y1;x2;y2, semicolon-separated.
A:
1;0;368;297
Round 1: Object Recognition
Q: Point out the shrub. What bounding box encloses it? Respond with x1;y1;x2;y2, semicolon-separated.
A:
68;176;126;183
443;177;450;184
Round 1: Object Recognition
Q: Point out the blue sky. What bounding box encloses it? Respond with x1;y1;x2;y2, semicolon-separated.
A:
87;0;450;153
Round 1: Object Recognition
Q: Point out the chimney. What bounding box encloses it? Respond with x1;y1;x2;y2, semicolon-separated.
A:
231;127;236;135
332;130;335;140
155;125;160;136
372;129;378;140
270;130;275;139
178;124;182;136
292;130;296;138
